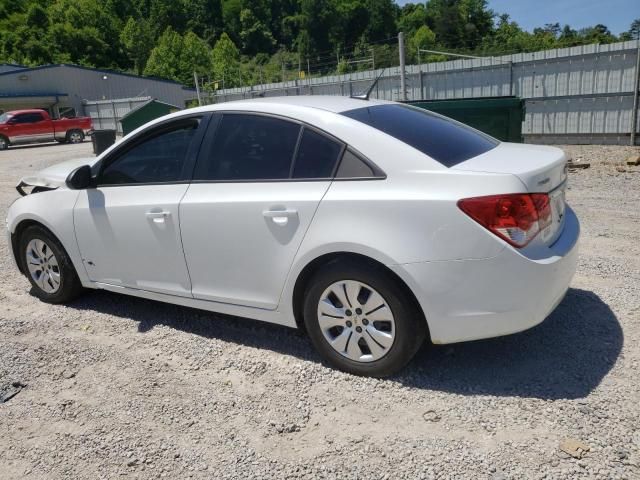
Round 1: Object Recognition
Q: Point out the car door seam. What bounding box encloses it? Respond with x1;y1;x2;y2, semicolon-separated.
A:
177;183;196;299
274;180;333;310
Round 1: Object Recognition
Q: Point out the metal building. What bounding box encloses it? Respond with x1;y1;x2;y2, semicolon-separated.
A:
0;64;196;118
0;63;26;74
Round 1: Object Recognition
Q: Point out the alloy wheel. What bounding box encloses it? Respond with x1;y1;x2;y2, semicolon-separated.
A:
317;280;395;363
69;132;82;143
25;239;61;293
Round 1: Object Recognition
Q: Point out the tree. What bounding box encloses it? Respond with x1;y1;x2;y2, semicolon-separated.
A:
144;27;185;82
121;17;154;75
397;3;428;37
184;0;223;44
145;28;212;85
622;18;640;40
239;7;276;54
211;32;240;87
181;31;213;80
409;25;436;61
425;0;465;50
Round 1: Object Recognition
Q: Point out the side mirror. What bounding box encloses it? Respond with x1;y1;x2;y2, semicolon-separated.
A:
66;165;93;190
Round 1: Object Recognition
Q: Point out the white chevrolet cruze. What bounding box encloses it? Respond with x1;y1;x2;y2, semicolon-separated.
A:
7;96;579;377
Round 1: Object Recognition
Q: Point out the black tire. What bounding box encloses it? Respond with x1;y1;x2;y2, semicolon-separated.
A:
303;260;426;377
0;135;9;150
19;225;84;304
67;130;84;144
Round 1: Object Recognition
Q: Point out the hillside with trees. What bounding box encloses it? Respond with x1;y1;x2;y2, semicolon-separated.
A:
1;0;639;88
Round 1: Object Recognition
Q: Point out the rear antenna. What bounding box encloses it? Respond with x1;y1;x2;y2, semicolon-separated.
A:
350;68;386;100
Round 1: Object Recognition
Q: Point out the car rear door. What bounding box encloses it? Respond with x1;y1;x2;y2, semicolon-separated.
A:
74;115;208;297
179;113;344;310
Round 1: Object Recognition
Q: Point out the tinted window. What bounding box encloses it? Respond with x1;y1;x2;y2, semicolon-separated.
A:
341;104;498;167
336;149;375;178
100;120;199;185
13;112;44;124
196;114;300;180
293;128;343;178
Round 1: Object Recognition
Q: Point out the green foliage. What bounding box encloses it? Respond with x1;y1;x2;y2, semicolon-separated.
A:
211;32;240;87
0;0;635;88
121;17;154;75
144;27;212;85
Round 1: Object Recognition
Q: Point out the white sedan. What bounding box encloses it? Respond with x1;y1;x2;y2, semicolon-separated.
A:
6;96;579;377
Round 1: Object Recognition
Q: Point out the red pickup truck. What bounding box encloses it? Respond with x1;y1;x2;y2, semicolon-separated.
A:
0;109;93;150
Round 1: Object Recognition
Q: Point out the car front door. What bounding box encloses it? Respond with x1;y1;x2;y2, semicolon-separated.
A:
74;115;206;297
9;112;50;144
179;113;345;310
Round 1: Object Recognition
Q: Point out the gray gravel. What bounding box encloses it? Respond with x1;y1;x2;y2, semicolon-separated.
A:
1;141;639;479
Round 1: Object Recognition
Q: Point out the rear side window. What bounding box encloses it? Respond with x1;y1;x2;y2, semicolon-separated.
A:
292;128;343;179
341;104;498;167
196;114;300;180
336;149;375;178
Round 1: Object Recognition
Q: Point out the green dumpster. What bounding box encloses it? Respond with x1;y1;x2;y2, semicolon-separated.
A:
408;97;524;143
119;99;181;136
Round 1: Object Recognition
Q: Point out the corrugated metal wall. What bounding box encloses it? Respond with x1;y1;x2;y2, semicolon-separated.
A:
213;41;640;145
83;97;152;135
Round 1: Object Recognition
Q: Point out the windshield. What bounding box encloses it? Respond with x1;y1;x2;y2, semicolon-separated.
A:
341;104;499;167
0;113;12;124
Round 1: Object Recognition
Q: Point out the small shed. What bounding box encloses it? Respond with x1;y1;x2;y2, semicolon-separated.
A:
119;99;180;136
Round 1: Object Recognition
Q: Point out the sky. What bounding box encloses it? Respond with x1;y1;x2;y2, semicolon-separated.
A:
396;0;639;35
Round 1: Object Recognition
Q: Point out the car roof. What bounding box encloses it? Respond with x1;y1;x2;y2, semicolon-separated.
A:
202;95;396;114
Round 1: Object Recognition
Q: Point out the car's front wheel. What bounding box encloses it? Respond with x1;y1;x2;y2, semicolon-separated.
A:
303;261;426;377
19;225;84;304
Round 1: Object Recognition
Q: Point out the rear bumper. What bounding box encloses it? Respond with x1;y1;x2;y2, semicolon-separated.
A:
391;206;580;344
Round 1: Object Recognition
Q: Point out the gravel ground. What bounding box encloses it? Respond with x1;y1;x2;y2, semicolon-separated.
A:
1;141;639;479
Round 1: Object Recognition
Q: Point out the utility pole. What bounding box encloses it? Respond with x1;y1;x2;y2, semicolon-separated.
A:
398;32;407;101
194;71;202;106
417;49;424;100
631;39;640;146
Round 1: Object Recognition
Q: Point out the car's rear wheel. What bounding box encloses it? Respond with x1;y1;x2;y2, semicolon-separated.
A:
303;261;426;377
67;130;84;144
19;225;84;304
0;135;8;150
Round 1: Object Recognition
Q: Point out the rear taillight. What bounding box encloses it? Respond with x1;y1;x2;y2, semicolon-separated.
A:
458;193;551;248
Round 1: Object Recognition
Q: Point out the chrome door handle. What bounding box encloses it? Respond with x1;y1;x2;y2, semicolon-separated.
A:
263;209;297;226
146;210;171;223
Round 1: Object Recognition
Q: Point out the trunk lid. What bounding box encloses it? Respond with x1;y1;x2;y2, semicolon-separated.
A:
452;142;568;192
453;142;569;246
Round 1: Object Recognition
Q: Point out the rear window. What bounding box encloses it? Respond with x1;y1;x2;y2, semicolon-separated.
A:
341;104;498;167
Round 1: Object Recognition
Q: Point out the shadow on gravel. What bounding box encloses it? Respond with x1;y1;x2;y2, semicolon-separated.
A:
69;287;621;400
404;288;623;400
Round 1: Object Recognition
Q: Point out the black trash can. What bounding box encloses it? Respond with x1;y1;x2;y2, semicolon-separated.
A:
91;129;116;155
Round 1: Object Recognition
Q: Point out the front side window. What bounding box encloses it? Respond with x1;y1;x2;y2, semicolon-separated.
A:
100;119;199;185
341;104;498;167
196;114;300;181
